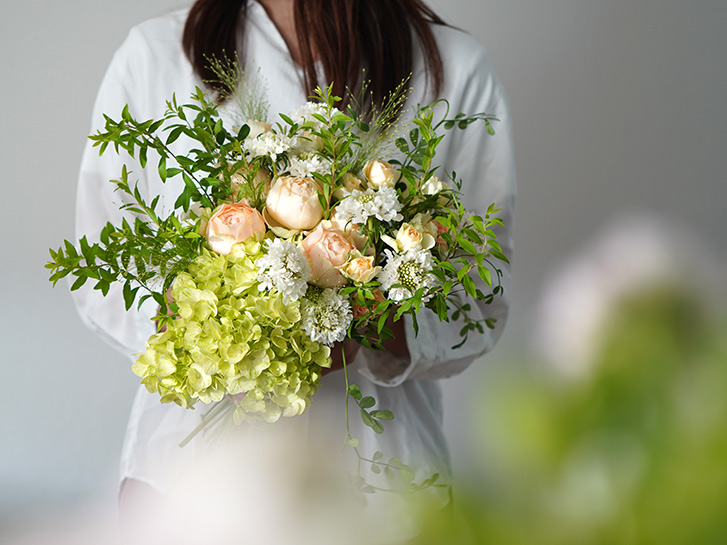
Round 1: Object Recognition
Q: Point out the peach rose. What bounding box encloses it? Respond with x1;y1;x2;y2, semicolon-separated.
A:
301;222;355;288
363;160;400;189
340;252;381;284
265;176;324;230
205;201;266;255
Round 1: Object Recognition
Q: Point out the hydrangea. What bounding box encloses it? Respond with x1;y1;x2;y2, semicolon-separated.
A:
256;238;312;304
378;248;437;302
333;187;403;225
132;244;331;424
301;287;353;345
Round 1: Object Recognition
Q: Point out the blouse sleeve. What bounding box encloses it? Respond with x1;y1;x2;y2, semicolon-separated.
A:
70;28;158;359
357;39;516;386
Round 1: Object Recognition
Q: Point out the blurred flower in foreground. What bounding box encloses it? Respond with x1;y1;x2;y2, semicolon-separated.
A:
532;213;724;379
417;214;727;545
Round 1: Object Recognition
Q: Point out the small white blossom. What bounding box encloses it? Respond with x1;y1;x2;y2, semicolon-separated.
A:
243;132;297;162
334;187;403;225
286;153;332;178
379;248;437;302
256;239;312;304
301;287;353;345
287;102;339;132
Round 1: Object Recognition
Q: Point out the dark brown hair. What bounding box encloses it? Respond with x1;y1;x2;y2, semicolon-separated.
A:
182;0;445;106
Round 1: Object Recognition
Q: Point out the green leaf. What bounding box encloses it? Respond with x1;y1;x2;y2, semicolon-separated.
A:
347;384;362;400
70;275;87;291
395;137;409;154
360;411;384;434
370;410;394;420
477;264;492;287
359;396;375;409
462;275;477;298
158;157;167;181
489;249;510;265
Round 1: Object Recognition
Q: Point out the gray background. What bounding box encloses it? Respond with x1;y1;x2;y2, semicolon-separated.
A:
1;0;725;528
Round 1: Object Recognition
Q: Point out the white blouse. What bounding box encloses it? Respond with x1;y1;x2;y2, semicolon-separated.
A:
72;1;515;508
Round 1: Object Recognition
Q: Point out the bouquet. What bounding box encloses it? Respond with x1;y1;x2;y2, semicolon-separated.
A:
47;77;508;454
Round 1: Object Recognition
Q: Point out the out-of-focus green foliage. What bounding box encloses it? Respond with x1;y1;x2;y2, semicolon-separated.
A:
417;286;727;545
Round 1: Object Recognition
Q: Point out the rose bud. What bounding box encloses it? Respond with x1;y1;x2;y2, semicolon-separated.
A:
421;175;448;195
265;176;324;231
381;222;435;253
420;175;452;206
340;252;381;284
205;201;266;255
333;172;365;200
301;222;355;288
362;160;400;189
244;119;272;140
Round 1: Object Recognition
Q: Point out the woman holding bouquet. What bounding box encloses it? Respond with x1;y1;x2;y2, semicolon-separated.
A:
73;0;515;538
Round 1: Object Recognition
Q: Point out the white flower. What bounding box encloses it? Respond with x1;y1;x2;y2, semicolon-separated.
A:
301;287;353;345
334;187;403;225
287;102;339;132
421;175;448;195
381;221;436;253
379;248;437;302
255;239;312;303
286;153;332;178
244;119;272;140
243;132;297;162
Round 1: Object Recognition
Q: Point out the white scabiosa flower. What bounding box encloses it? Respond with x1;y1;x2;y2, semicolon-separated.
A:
301;287;353;345
255;239;312;303
334;187;403;225
379;248;437;302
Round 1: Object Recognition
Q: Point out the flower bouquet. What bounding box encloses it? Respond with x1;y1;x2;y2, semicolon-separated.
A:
47;78;508;451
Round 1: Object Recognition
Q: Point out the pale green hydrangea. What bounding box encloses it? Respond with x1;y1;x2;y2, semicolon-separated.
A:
132;239;332;423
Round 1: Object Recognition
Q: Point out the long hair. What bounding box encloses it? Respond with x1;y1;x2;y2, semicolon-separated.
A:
182;0;445;106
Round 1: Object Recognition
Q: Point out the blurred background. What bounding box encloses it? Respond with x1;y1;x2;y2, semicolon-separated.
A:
1;0;725;542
